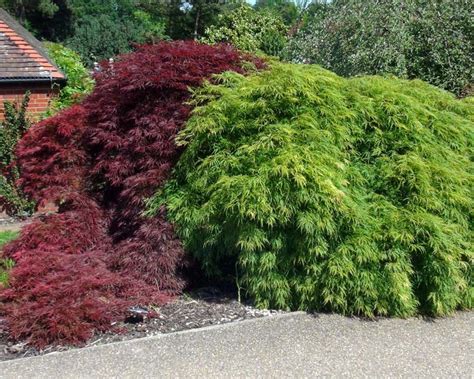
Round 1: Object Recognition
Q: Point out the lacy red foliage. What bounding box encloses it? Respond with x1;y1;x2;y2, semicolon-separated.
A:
84;42;263;285
15;105;88;206
1;195;169;348
0;41;264;348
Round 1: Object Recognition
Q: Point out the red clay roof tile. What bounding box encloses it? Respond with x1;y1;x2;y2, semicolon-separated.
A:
0;9;66;82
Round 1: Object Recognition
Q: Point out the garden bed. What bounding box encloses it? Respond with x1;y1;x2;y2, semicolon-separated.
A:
0;288;285;361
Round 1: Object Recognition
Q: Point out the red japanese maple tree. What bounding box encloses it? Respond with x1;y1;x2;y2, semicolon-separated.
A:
0;41;264;348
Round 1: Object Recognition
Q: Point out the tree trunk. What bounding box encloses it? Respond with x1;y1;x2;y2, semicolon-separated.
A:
193;8;201;40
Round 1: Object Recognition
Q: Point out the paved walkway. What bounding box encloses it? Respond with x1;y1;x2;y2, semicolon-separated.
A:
0;220;29;233
1;312;472;378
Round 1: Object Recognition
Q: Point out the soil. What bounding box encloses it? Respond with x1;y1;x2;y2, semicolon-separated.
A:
0;287;286;362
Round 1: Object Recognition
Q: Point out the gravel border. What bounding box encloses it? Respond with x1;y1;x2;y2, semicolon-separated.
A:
1;287;286;361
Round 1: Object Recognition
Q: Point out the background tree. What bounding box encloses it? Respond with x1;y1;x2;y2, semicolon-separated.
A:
406;0;473;95
202;3;288;56
159;0;240;40
0;0;59;23
65;0;168;65
0;0;73;40
255;0;298;26
1;0;168;65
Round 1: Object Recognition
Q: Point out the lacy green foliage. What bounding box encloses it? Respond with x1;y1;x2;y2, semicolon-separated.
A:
0;231;18;287
0;94;35;216
202;4;288;57
45;42;94;113
286;0;473;96
150;63;474;317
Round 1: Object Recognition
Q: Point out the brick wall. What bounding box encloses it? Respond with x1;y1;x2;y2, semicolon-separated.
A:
0;82;59;121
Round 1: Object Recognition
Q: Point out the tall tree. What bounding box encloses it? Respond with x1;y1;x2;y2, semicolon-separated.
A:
162;0;240;40
1;0;58;23
255;0;297;25
0;0;73;40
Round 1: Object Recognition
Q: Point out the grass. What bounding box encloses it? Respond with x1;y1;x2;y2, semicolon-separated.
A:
0;230;18;287
0;230;18;249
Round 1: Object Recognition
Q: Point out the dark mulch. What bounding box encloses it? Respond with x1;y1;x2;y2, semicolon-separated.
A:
0;287;285;361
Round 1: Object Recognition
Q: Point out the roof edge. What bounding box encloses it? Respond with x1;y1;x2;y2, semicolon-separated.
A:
0;77;67;85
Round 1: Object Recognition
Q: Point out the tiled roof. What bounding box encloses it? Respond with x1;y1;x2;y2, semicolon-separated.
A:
0;8;65;82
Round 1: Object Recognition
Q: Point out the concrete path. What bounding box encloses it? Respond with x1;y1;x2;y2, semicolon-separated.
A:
0;220;29;233
1;312;472;378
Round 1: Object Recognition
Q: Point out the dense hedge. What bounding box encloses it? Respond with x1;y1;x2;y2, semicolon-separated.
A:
152;63;474;316
0;41;263;348
286;0;473;96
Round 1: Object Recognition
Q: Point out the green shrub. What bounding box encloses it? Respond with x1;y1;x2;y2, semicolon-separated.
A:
202;4;288;57
286;0;473;96
45;42;94;113
0;94;35;217
149;63;474;317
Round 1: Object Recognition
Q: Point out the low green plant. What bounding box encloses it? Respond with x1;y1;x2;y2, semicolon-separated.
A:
0;93;35;217
149;63;473;317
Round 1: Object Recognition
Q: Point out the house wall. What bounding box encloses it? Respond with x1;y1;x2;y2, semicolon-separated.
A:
0;82;59;121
